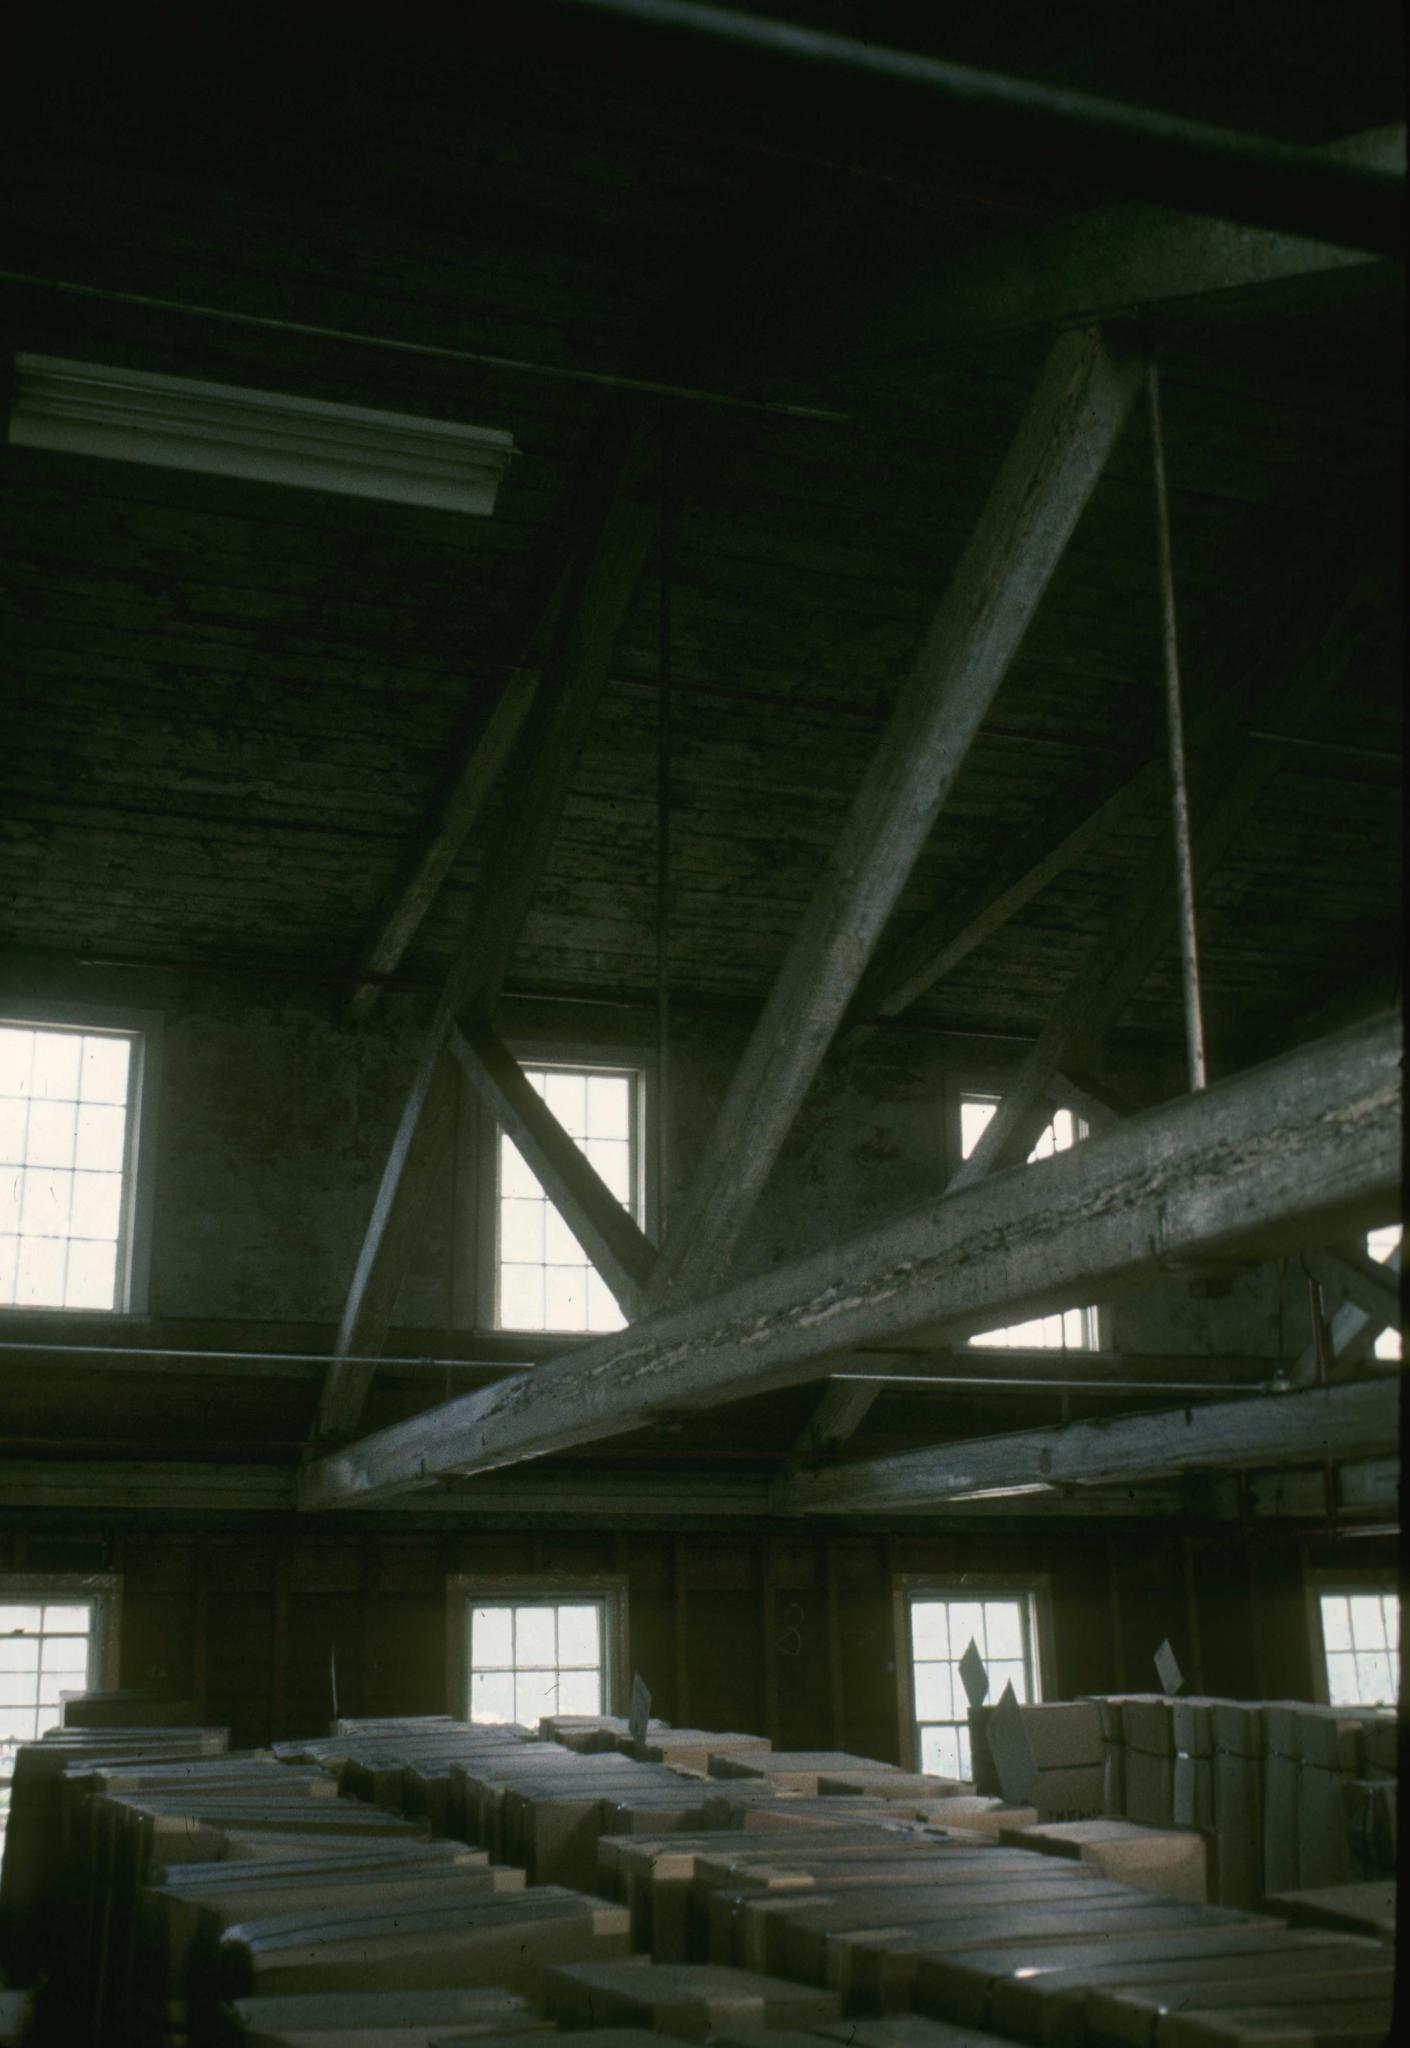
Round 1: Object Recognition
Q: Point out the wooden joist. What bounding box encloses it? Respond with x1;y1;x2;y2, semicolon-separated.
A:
645;325;1144;1312
773;1377;1401;1514
298;1011;1401;1509
449;1019;657;1319
343;666;537;1020
949;543;1388;1192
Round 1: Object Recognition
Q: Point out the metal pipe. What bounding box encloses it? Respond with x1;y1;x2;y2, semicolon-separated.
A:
0;1339;534;1371
1147;350;1208;1092
560;0;1405;256
655;424;675;1239
0;269;850;423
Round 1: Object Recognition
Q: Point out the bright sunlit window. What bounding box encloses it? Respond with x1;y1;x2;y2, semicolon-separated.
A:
0;1023;140;1310
496;1063;641;1334
467;1600;605;1726
1320;1590;1400;1707
1367;1225;1401;1361
0;1593;98;1858
907;1591;1039;1779
960;1097;1097;1348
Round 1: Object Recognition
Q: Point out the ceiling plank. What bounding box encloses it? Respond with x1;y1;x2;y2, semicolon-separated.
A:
447;1018;657;1318
298;1011;1400;1509
343;667;537;1020
773;1377;1400;1514
949;539;1388;1193
845;125;1405;378
644;324;1144;1312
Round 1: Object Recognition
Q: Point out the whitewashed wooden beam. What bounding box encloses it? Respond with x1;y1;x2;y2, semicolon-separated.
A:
299;1012;1400;1509
646;326;1143;1312
775;1378;1401;1515
447;1019;657;1318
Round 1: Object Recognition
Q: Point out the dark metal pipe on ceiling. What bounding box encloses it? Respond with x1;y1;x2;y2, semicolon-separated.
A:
560;0;1405;257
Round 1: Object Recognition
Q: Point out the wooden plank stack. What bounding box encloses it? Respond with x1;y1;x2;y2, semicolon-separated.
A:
0;1705;1394;2047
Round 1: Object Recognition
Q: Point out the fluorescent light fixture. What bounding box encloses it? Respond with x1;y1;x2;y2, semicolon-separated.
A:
7;353;514;514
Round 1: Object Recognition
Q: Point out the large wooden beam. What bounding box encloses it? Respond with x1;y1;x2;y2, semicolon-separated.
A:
299;1012;1400;1509
774;1378;1401;1515
447;1019;657;1319
344;668;537;1019
950;542;1387;1193
646;325;1143;1311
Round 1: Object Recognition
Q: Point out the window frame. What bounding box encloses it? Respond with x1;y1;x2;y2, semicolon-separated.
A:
946;1075;1106;1352
0;999;162;1316
892;1570;1054;1775
0;1569;123;1747
446;1571;629;1722
1304;1564;1400;1709
472;1041;653;1336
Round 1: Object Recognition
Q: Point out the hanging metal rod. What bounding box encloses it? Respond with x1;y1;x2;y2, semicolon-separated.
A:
561;0;1405;256
0;1338;534;1372
0;270;850;424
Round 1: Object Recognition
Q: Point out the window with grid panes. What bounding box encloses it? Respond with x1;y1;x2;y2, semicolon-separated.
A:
908;1592;1039;1779
1320;1590;1400;1707
0;1595;97;1857
495;1063;641;1334
0;1021;140;1310
466;1600;605;1725
960;1097;1098;1349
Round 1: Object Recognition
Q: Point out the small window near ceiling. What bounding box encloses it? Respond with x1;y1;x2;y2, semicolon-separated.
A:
906;1589;1041;1778
1366;1224;1401;1361
959;1096;1097;1349
1319;1590;1400;1707
0;1021;143;1311
495;1063;642;1335
467;1600;605;1725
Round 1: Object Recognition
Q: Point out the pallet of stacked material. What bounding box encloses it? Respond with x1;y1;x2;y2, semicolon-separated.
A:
1096;1698;1126;1816
218;1885;633;2002
1122;1699;1177;1828
496;1760;689;1882
1212;1704;1264;1911
816;1773;965;1801
136;1851;527;2046
603;1823;911;1964
839;1896;1260;2013
981;1701;1104;1820
627;1730;771;1775
450;1743;618;1855
1265;1878;1395;1942
997;1817;1208;1902
977;1929;1387;2045
688;1827;969;1962
1342;1780;1395;1882
731;1866;1131;1983
1294;1710;1374;1889
699;1788;893;1831
702;1845;1046;1970
1152;2002;1395;2047
1260;1705;1303;1895
61;1689;201;1728
541;1714;666;1752
1083;1953;1396;2048
0;1727;229;1987
542;1957;842;2038
915;1924;1323;2030
1173;1700;1218;1837
218;1983;540;2045
908;1797;1036;1838
707;1751;902;1793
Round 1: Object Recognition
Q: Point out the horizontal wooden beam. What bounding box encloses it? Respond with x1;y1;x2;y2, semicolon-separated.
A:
299;1012;1401;1510
774;1378;1401;1514
448;1019;657;1318
824;1348;1279;1392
